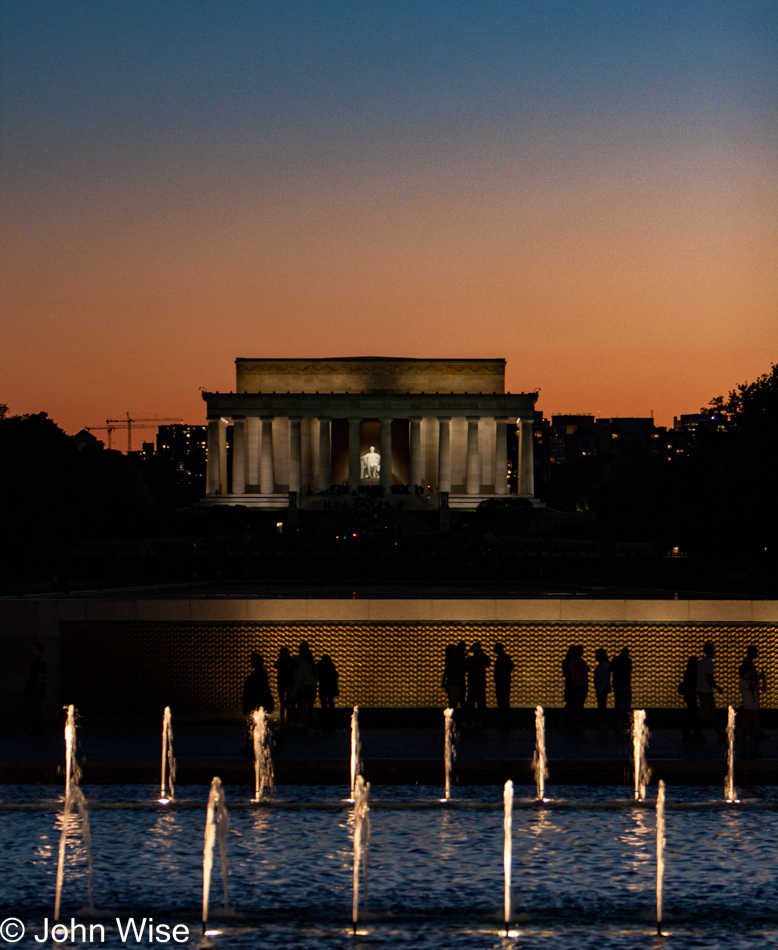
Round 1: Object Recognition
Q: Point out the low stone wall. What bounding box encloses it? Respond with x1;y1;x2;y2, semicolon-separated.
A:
1;598;777;721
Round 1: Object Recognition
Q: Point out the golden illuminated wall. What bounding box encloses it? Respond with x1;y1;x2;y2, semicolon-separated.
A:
61;621;778;715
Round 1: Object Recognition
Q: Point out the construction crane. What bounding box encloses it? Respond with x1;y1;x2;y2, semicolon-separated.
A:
86;413;183;452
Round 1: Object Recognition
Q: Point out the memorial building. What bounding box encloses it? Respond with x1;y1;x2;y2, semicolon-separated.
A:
201;357;538;507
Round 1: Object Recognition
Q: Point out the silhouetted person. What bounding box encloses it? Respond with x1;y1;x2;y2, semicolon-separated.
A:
442;642;467;718
24;641;47;736
243;652;275;716
274;647;296;726
465;642;492;728
561;646;576;727
739;662;761;759
679;656;699;743
611;648;633;731
694;641;725;743
568;645;589;731
593;648;611;728
493;643;514;732
317;654;339;732
292;641;318;732
742;644;767;739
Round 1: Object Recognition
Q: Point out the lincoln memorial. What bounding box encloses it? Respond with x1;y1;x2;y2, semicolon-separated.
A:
201;357;538;508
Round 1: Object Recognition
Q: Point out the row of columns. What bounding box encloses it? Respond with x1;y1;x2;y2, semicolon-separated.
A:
207;415;534;498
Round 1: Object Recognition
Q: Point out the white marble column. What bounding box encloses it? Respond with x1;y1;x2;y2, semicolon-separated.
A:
231;417;246;495
259;417;274;494
379;417;393;494
348;418;361;492
318;418;331;491
288;417;302;494
494;416;508;495
518;416;535;496
409;417;422;487
206;418;224;495
246;416;260;489
437;417;451;493
465;416;481;495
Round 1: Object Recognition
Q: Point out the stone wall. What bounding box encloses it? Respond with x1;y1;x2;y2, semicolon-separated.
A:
235;358;506;395
2;597;777;721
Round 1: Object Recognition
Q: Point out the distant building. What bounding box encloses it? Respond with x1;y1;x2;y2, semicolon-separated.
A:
71;429;104;451
673;412;730;436
548;415;595;465
201;357;539;508
549;416;675;464
156;424;208;475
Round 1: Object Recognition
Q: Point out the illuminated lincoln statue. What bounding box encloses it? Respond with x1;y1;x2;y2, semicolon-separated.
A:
201;357;538;508
360;446;380;479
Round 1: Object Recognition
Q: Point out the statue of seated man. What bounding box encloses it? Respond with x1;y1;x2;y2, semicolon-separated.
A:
360;446;381;478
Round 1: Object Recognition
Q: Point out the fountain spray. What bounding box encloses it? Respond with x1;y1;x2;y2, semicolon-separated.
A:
252;707;275;802
202;777;230;933
63;705;81;798
160;706;176;802
443;708;456;801
350;706;362;800
725;706;737;803
54;785;94;922
632;710;649;801
532;706;549;800
656;779;666;936
503;780;513;929
351;774;371;934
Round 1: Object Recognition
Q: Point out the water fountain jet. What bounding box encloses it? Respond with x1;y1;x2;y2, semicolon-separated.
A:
350;706;362;801
160;706;176;803
725;706;737;803
54;785;94;922
202;777;230;933
252;707;274;802
531;706;548;800
351;774;371;934
656;779;665;936
63;705;81;798
632;710;649;801
503;780;513;930
443;708;456;801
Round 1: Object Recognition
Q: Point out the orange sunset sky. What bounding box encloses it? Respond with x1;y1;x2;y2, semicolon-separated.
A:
2;3;776;438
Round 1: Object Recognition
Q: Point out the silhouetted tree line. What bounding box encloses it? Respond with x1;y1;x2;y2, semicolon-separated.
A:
0;405;200;555
543;364;778;558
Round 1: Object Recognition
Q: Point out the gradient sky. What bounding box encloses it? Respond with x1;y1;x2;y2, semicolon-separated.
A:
2;1;776;437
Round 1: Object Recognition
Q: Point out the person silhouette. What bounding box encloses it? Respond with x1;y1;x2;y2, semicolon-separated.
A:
568;645;589;731
493;643;514;732
611;647;633;731
694;641;725;743
292;641;318;732
317;654;339;732
593;648;611;728
274;647;296;726
243;652;274;716
465;642;492;729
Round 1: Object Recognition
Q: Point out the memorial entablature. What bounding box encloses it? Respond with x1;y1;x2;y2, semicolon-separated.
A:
201;357;538;508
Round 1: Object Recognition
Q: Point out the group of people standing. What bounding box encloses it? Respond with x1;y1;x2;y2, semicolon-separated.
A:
679;642;767;758
242;643;340;733
441;641;515;730
242;639;768;752
562;645;634;731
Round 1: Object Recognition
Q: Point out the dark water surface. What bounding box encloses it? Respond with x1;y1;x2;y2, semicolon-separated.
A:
1;784;777;948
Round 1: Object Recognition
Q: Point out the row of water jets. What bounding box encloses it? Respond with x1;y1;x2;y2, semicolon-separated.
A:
55;701;741;937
